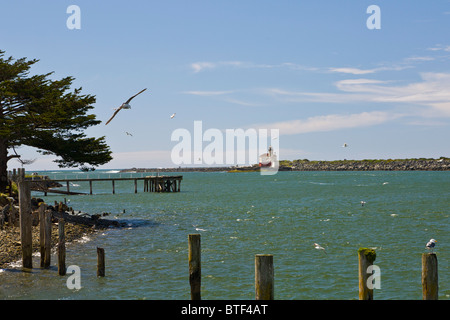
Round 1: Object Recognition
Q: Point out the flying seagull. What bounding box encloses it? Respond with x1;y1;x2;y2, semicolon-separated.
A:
125;131;133;136
170;113;176;119
314;243;327;255
426;239;437;253
360;201;366;207
105;88;147;125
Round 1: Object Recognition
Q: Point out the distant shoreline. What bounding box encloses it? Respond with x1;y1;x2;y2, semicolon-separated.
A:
120;158;450;173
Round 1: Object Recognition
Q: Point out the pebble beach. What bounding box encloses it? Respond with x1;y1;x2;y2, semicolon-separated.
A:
0;220;95;269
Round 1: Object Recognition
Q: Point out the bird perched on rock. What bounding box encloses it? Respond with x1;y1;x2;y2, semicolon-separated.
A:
426;239;437;253
105;88;147;125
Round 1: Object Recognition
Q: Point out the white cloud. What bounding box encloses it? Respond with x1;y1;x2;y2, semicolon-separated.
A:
190;61;319;73
266;73;450;116
329;67;377;75
404;56;435;62
254;111;398;136
182;90;234;96
190;61;244;73
427;44;450;52
191;62;217;73
329;65;410;75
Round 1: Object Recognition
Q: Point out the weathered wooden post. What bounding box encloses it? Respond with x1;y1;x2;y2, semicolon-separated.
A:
97;247;105;277
89;180;93;195
358;248;376;300
39;203;49;268
44;210;52;268
58;218;66;275
422;253;438;300
188;234;201;300
255;254;274;300
18;168;33;269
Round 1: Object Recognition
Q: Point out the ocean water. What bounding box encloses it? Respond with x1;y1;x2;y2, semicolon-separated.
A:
0;170;448;300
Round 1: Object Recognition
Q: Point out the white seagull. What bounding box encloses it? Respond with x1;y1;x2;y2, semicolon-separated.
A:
426;239;437;253
314;243;327;255
105;88;147;125
170;113;176;119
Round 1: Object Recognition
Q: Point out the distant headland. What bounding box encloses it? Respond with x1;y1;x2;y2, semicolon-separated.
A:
120;157;450;173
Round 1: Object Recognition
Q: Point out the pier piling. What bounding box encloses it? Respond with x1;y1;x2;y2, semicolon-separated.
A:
188;234;201;300
97;247;105;277
255;254;274;300
58;218;66;276
39;204;51;268
358;248;376;300
422;253;438;300
44;210;52;268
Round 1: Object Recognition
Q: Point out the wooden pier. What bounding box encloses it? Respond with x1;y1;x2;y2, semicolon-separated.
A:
49;175;183;195
7;170;182;195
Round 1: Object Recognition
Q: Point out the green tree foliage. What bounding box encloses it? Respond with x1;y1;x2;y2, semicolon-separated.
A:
0;50;112;192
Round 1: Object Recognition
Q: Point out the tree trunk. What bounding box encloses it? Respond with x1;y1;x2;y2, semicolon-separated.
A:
0;139;9;194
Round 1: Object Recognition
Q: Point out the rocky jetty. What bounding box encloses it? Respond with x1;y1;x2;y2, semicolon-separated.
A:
282;158;450;171
120;158;450;173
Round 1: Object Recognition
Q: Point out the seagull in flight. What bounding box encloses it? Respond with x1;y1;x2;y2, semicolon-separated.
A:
170;113;176;119
360;201;366;207
105;88;147;125
125;131;133;136
314;243;327;255
426;239;437;253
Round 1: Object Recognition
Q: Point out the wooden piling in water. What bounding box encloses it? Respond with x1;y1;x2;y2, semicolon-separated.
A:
255;254;274;300
422;253;438;300
58;218;66;276
39;203;52;268
17;168;33;269
44;210;52;268
188;234;201;300
358;248;376;300
97;247;105;277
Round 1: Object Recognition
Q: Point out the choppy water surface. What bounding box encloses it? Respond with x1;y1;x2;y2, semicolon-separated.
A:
0;170;448;299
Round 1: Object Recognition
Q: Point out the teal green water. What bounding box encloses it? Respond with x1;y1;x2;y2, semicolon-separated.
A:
1;171;448;299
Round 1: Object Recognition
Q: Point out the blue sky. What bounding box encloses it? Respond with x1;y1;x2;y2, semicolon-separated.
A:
1;0;450;169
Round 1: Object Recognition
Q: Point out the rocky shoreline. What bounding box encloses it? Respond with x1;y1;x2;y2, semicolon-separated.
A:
0;219;94;269
0;200;125;269
120;158;450;173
